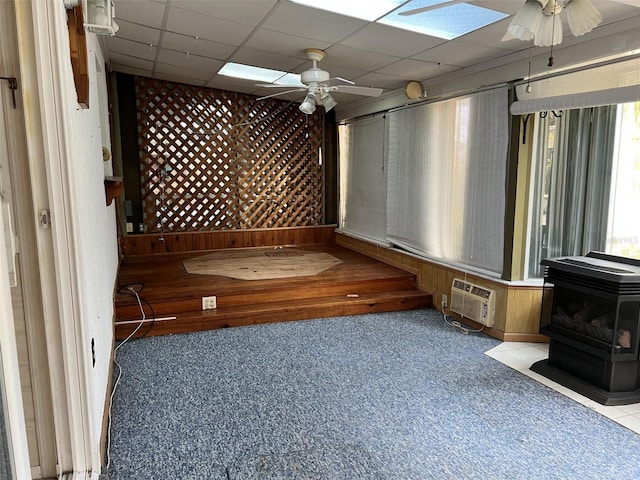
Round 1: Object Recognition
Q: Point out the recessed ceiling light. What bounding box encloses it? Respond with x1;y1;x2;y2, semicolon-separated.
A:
218;63;303;85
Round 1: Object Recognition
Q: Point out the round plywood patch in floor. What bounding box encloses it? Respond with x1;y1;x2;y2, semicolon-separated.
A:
183;248;342;280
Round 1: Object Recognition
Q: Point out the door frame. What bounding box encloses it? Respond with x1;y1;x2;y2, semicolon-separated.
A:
14;0;99;477
0;190;31;480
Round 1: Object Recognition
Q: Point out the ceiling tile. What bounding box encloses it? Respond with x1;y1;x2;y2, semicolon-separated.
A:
152;71;206;87
169;1;278;26
154;62;213;82
412;41;513;68
156;49;224;73
112;19;162;45
159;32;236;60
324;44;400;72
376;58;452;79
111;63;153;78
109;53;154;70
228;48;306;72
107;37;158;61
260;2;367;43
349;71;408;90
113;0;166;29
341;23;444;58
242;29;331;59
165;7;254;45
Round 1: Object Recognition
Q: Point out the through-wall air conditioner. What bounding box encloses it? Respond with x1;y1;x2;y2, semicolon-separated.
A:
450;278;495;327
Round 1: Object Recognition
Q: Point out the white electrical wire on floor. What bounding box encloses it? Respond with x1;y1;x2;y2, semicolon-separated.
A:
442;301;484;335
106;287;146;469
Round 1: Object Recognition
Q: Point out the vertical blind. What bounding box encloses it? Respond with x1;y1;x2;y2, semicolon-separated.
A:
339;86;510;275
338;115;388;245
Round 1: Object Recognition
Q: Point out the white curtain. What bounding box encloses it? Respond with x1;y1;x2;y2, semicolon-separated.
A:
386;87;509;274
338;115;388;245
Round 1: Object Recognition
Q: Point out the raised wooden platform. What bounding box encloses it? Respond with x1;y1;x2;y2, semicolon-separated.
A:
115;243;433;339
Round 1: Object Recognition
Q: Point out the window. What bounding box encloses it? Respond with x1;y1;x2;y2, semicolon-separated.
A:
526;102;640;278
386;86;509;275
338;115;388;245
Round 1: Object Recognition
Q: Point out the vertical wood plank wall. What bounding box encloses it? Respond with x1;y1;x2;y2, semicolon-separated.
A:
336;232;545;341
122;225;337;256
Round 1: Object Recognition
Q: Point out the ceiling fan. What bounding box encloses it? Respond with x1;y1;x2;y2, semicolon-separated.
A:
256;48;383;114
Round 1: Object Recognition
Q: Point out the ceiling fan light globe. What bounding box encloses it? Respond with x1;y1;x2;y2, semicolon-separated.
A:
299;92;317;114
504;0;544;41
534;11;563;46
320;93;337;112
565;0;602;36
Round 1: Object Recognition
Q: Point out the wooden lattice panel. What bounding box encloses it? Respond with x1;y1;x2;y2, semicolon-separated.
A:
135;77;325;232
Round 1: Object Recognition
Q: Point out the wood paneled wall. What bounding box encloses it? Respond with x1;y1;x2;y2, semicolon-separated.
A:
122;225;336;256
336;232;545;342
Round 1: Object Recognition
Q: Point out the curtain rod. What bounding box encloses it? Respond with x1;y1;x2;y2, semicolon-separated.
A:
339;81;512;125
513;52;640;88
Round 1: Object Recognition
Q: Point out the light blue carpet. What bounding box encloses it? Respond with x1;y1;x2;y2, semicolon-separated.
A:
105;309;640;479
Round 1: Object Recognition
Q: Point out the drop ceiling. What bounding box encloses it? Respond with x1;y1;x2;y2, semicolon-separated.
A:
105;0;640;107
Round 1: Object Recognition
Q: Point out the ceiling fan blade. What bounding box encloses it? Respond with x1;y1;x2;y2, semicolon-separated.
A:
256;88;306;101
333;85;383;97
398;0;465;16
255;83;305;88
326;77;355;86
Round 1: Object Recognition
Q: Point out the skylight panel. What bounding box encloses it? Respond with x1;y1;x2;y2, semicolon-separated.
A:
218;63;302;85
380;2;509;40
289;0;508;41
289;0;406;22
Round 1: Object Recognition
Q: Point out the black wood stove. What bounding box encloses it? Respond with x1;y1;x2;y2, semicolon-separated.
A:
531;252;640;405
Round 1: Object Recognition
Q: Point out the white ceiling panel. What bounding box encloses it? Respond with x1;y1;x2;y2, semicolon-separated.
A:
375;58;451;79
242;29;331;59
113;19;162;45
323;44;400;72
229;48;306;72
111;63;153;78
154;62;213;82
413;41;513;68
108;37;158;61
169;0;278;26
349;71;413;90
156;49;224;73
165;7;254;44
260;2;367;43
159;32;236;60
113;0;166;29
340;23;444;58
109;53;154;70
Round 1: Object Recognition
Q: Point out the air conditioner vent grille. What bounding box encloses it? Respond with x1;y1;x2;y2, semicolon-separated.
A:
450;278;495;327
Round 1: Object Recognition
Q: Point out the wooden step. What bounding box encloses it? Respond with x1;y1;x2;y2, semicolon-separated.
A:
115;274;418;320
115;243;433;340
115;289;433;340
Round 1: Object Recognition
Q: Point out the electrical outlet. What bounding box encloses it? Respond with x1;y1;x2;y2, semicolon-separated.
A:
202;296;217;310
442;294;448;308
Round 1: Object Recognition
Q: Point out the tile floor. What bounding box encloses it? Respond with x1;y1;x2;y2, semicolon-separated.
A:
485;342;640;434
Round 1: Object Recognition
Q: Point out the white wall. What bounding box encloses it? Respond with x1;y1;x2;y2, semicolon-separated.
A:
13;1;120;473
68;32;119;458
